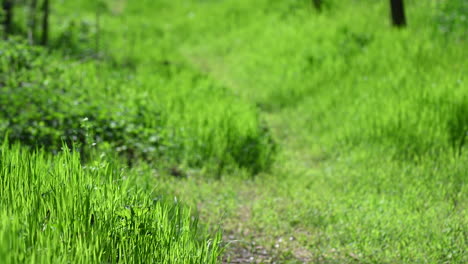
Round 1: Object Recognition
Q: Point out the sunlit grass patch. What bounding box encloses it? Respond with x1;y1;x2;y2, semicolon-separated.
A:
0;142;222;263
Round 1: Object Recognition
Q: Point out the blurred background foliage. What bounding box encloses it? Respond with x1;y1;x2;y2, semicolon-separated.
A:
0;0;466;263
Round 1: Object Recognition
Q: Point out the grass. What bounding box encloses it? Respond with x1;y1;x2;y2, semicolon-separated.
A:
0;38;275;175
141;0;467;262
1;0;467;263
0;142;221;263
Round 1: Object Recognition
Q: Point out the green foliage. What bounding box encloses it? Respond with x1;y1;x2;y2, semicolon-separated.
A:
127;0;466;262
177;0;467;160
0;143;222;263
436;0;468;38
447;98;468;155
0;38;276;174
52;18;98;57
1;0;467;263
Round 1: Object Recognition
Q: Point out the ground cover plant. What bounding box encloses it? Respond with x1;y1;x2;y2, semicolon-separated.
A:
0;38;275;174
1;0;467;263
0;142;221;263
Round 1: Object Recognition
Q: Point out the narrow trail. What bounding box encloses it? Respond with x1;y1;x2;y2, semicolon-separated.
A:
182;55;322;263
219;113;321;264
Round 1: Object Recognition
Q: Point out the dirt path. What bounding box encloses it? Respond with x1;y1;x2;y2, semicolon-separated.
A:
180;53;320;264
217;189;313;264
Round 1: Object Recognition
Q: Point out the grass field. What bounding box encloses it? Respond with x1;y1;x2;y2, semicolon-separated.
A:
1;0;467;263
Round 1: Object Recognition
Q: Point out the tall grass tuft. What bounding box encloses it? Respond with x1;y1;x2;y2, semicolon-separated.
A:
0;142;222;263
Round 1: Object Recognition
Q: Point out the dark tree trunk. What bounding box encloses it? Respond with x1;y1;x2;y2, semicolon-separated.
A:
41;0;49;45
390;0;406;27
2;0;13;38
312;0;322;12
95;6;100;56
29;0;39;44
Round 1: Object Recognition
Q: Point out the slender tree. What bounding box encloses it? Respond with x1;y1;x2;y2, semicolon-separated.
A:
312;0;322;12
2;0;13;38
41;0;49;45
95;1;107;57
28;0;39;44
95;3;100;56
390;0;406;27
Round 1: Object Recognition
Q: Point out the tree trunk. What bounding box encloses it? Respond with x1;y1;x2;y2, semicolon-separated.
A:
29;0;39;44
2;0;13;38
390;0;406;27
312;0;322;12
41;0;49;45
95;6;100;56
